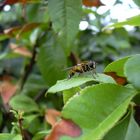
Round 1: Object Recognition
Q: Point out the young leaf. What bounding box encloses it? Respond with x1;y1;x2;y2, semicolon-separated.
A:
103;111;140;140
48;0;82;53
124;54;140;91
48;73;115;93
9;95;39;112
103;15;140;30
62;84;136;140
45;119;82;140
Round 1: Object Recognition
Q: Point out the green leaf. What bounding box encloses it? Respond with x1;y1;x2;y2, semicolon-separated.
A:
37;45;67;86
48;0;82;53
62;84;136;140
32;130;50;140
48;73;116;93
124;54;140;90
63;87;80;104
0;134;22;140
103;15;140;30
0;34;9;41
104;56;130;77
9;95;39;112
134;0;140;7
12;135;22;140
23;114;39;128
104;111;140;140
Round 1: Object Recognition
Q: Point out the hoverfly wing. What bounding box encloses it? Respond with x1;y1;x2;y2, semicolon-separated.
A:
63;66;73;71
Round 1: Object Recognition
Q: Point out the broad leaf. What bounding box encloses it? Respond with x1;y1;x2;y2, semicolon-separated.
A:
103;15;140;30
48;73;115;93
48;0;82;53
103;112;140;140
62;84;136;140
124;54;140;90
37;45;67;86
104;56;130;77
9;95;39;112
63;87;81;104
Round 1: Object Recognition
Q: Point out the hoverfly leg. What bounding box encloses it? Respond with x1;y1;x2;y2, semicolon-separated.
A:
90;71;96;78
93;69;98;78
90;69;97;78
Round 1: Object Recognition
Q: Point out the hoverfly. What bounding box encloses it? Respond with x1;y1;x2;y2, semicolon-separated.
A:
65;61;96;79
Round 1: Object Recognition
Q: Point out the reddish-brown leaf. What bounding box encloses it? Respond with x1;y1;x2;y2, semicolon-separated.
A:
0;76;17;104
82;0;103;7
104;72;127;85
4;26;21;37
45;119;82;140
4;0;36;5
16;23;41;39
4;23;40;38
9;43;32;57
45;109;61;127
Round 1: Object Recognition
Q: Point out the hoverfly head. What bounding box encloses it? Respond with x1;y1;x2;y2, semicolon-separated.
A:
89;61;96;69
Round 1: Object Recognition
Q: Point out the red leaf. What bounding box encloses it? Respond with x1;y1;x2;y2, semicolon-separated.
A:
104;72;127;85
45;109;61;127
4;26;21;37
4;23;41;39
2;0;40;5
9;43;32;57
4;0;32;5
0;76;17;104
45;119;82;140
16;23;41;39
82;0;103;7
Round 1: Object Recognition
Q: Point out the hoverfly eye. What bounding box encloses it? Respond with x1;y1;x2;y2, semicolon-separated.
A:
89;62;94;68
89;61;96;69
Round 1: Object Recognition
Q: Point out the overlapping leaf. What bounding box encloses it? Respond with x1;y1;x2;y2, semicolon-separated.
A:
124;54;140;90
104;112;140;140
48;73;115;93
62;84;136;140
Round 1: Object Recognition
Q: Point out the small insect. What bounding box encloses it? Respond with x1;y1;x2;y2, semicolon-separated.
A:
65;61;96;79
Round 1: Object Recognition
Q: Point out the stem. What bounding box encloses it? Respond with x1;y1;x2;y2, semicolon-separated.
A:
18;118;25;140
20;42;38;90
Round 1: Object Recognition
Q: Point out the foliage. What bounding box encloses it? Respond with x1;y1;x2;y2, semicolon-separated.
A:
0;0;140;140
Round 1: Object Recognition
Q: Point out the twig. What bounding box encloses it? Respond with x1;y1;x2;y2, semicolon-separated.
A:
18;117;25;140
20;41;38;90
34;88;48;102
20;32;47;90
